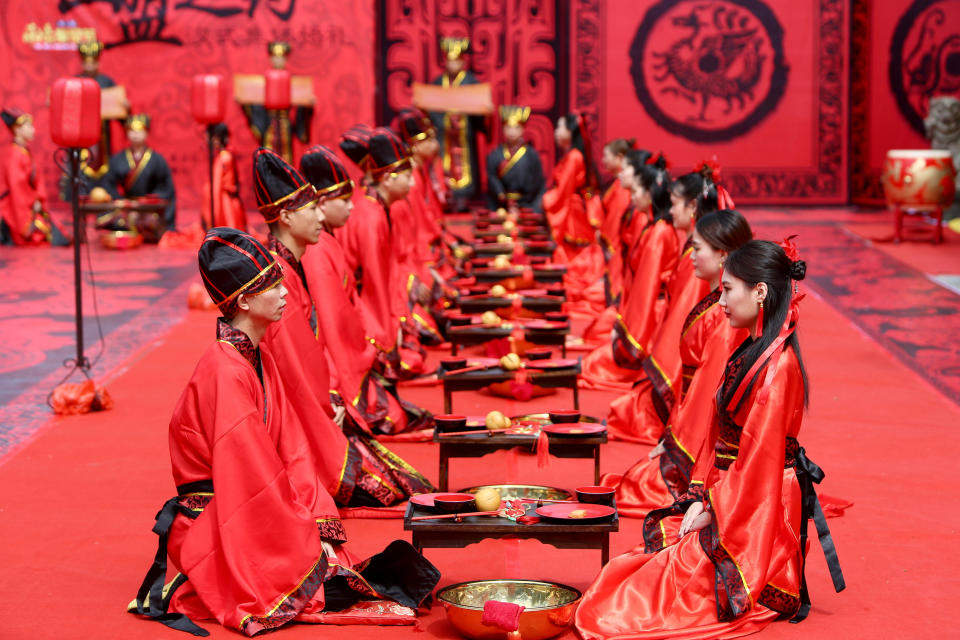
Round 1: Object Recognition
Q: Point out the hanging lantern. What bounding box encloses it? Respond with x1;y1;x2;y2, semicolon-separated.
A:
50;77;101;148
264;69;291;110
190;74;228;124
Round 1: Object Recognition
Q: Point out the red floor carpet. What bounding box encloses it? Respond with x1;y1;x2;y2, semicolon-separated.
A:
1;208;958;638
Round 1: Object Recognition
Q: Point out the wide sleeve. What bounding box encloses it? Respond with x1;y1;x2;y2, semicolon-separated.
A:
103;152;126;198
486;147;506;204
673;315;743;479
542;149;582;215
618;221;680;358
150;153;176;200
525;146;546;211
3;150;38;238
700;350;805;619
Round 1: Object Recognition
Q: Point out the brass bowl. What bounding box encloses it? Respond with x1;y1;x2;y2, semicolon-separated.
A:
438;579;580;640
99;230;144;250
458;484;573;502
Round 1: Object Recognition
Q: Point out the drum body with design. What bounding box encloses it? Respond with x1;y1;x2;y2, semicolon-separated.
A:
882;149;957;209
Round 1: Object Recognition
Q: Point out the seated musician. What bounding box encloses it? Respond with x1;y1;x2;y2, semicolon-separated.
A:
485;105;545;213
103;114;177;234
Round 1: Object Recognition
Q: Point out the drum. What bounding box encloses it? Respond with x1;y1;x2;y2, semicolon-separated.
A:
882;149;956;209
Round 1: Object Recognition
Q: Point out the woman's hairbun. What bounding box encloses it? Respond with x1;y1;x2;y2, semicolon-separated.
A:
789;259;807;281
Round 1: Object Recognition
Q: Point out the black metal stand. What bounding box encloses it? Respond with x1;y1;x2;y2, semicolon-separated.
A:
206;131;215;230
69;148;91;374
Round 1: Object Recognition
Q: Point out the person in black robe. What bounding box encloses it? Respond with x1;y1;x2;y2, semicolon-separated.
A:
240;41;313;163
486;105;545;212
428;36;488;211
103;114;177;236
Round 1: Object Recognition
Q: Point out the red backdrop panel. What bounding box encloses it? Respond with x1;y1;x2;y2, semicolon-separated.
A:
0;1;375;219
851;0;960;204
377;0;570;184
579;0;849;204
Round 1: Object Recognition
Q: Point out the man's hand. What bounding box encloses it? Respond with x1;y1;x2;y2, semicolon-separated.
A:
648;442;666;459
333;405;346;428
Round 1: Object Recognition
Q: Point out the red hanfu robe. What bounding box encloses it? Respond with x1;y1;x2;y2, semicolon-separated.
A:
603;290;745;516
599;179;632;300
267;237;433;502
542;148;594;260
575;344;807;639
303;230;430;435
337;187;399;351
606;240;710;443
164;325;344;634
0;142;63;245
580;219;679;390
202;148;247;231
409;159;444;267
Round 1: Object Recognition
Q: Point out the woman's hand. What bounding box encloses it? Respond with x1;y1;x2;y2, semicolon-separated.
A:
678;501;712;538
648;442;666;459
333;405;346;428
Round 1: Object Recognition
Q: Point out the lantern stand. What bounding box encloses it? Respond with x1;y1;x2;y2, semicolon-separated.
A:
206;127;215;231
191;74;228;231
68;146;90;373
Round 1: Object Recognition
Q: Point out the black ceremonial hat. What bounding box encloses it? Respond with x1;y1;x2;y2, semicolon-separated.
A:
252;147;318;223
338;124;373;170
1;108;30;132
367;127;412;179
198;227;283;316
300;145;354;200
392;107;435;146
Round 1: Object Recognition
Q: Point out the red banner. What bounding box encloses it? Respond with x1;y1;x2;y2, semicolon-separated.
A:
0;0;375;219
574;0;849;204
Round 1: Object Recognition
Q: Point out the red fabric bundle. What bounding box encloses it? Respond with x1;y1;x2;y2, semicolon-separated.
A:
50;379;113;415
481;600;524;632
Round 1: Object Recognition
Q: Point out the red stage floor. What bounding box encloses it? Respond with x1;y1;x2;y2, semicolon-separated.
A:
0;207;958;638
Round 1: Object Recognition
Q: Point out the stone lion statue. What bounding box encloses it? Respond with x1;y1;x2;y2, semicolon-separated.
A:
925;96;960;209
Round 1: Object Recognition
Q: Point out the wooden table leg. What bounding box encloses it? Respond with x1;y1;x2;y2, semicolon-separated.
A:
893;205;903;244
594;445;601;484
601;535;610;566
451;342;459;356
444;386;452;414
573;383;580;409
439;449;449;492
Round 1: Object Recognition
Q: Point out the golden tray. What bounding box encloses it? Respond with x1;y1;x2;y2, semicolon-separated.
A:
438;579;580;640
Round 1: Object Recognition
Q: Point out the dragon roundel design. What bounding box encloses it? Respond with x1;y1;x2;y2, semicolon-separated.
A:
889;0;960;135
630;0;789;142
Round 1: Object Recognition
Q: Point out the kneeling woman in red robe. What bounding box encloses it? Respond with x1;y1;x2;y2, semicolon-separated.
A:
576;239;844;639
602;209;752;515
604;167;729;442
543;112;599;262
580;156;678;390
131;228;439;636
0;109;69;245
201;123;247;231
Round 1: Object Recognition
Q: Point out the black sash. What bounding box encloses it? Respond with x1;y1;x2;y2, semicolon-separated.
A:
131;480;213;636
790;448;846;622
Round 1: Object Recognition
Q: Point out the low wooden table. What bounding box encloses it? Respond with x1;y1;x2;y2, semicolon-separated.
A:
472;240;557;257
457;294;564;315
447;324;569;356
472;266;566;284
404;501;619;566
438;361;580;413
433;429;605;491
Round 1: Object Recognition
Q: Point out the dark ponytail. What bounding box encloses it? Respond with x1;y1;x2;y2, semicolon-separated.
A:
624;148;653;174
722;240;809;408
637;154;672;224
694;209;753;253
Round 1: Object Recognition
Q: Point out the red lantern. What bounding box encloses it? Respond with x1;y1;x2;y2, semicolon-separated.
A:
190;74;228;124
50;77;101;148
264;69;291;110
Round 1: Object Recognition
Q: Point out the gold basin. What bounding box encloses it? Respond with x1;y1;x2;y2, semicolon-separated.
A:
458;484;573;502
438;579;581;640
